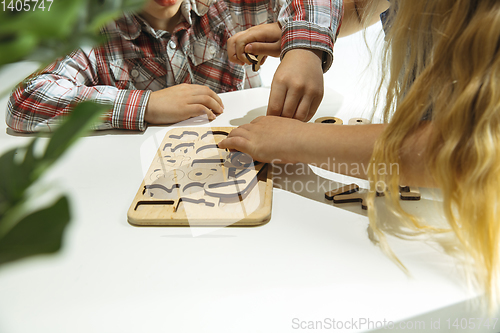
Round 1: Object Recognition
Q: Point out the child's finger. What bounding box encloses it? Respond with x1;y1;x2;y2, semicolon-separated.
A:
229;32;252;65
218;136;251;153
231;31;251;64
188;104;216;120
304;97;321;122
192;85;224;112
250;115;266;124
228;126;252;140
281;92;301;118
191;95;224;115
235;38;250;64
293;96;312;121
205;88;225;111
245;42;281;58
267;83;287;117
227;34;246;65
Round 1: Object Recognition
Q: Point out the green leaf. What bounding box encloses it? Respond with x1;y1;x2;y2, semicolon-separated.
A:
88;10;122;32
42;101;108;164
0;148;32;207
0;0;83;38
0;33;37;65
0;196;70;265
0;101;107;238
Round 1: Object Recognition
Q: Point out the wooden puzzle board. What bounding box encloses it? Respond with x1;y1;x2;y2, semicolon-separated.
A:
127;127;273;227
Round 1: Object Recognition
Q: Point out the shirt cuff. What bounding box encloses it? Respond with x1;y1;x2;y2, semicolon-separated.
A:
112;89;150;131
280;21;335;72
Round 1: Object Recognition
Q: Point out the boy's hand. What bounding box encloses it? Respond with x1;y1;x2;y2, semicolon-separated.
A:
145;84;224;124
227;22;282;66
218;116;309;164
268;49;324;122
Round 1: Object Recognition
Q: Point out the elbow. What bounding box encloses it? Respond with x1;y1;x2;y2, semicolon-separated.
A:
6;86;38;134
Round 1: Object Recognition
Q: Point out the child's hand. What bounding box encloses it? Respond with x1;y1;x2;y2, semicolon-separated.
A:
227;22;282;66
145;84;224;124
268;48;324;122
218;116;309;164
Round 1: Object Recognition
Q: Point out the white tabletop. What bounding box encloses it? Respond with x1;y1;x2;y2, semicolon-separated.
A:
0;25;496;332
0;85;492;333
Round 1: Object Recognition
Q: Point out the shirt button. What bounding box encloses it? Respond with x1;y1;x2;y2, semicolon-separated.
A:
130;69;139;78
209;45;217;55
169;40;176;49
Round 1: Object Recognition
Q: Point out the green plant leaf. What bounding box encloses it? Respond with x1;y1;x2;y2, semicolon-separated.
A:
0;196;70;265
0;101;107;245
0;148;32;207
42;101;108;164
0;33;37;65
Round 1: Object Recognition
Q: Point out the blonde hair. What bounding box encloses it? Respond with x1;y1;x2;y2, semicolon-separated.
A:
367;0;500;313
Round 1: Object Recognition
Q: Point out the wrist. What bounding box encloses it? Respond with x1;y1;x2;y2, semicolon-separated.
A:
293;121;319;163
144;90;156;124
282;48;324;67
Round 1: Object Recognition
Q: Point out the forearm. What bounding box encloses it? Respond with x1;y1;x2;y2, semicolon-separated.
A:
297;122;384;175
296;122;436;187
6;48;149;133
338;0;389;38
278;0;342;72
7;77;149;133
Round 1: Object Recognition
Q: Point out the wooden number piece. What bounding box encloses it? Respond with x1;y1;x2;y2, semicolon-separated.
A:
315;117;343;125
348;118;371;125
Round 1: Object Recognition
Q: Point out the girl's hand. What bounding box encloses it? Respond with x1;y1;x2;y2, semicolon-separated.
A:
218;116;310;164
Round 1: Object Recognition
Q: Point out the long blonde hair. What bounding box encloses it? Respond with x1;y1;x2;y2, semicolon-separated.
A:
367;0;500;313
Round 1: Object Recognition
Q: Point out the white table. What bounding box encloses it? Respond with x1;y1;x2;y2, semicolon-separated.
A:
0;81;495;332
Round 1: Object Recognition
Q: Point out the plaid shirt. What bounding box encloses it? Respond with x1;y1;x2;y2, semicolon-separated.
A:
7;0;342;132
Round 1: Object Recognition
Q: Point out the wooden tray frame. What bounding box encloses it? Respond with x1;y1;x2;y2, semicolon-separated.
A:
127;127;272;227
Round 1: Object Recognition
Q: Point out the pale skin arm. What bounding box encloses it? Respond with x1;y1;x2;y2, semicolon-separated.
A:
338;0;390;38
218;116;436;188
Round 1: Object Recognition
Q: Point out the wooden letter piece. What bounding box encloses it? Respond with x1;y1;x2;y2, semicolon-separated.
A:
333;190;368;210
245;53;265;71
325;183;359;200
325;183;368;210
325;184;422;211
399;186;421;200
325;184;388;210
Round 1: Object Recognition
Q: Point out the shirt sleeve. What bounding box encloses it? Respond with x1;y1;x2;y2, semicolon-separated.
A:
6;48;150;133
278;0;343;72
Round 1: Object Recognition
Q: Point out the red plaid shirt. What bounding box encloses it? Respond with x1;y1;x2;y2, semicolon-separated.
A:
7;0;342;132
